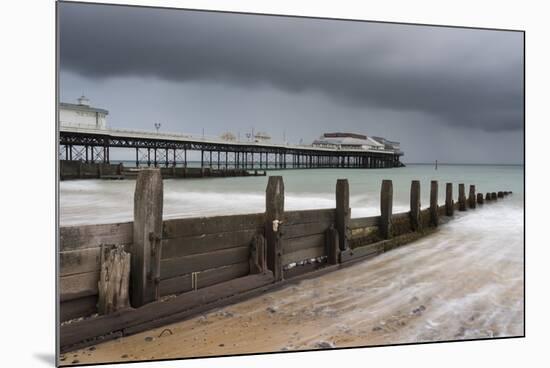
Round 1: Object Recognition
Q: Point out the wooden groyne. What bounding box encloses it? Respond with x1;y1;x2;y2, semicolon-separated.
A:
59;160;266;181
58;170;512;352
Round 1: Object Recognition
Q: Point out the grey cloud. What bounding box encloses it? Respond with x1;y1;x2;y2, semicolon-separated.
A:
59;2;523;132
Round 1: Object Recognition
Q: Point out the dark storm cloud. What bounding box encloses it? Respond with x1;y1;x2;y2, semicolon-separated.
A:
59;2;523;132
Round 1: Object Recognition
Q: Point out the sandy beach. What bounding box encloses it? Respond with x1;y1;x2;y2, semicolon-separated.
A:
60;213;523;365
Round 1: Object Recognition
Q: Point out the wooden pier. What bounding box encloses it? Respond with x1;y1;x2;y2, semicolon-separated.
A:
58;170;511;352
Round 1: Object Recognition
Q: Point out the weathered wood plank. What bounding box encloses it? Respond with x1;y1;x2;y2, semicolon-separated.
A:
266;176;285;282
469;185;477;209
335;179;350;251
445;183;454;216
60;272;99;302
391;212;410;221
60;222;133;251
458;183;467;211
349;216;380;229
60;272;274;348
131;168;163;307
430;180;439;226
283;208;335;226
97;245;130;315
326;226;339;265
380;180;393;239
281;222;330;239
159;262;250;296
340;242;385;263
160;246;250;280
410;180;421;231
59;248;102;276
162;213;264;239
60;296;98;322
161;229;258;260
391;212;412;237
281;246;325;265
249;233;267;274
283;233;325;254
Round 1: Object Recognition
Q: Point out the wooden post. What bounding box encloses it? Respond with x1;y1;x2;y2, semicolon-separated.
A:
249;233;267;274
131;169;163;308
468;185;476;209
458;183;467;211
477;193;484;205
326;225;340;265
486;192;491;201
410;180;421;231
265;176;284;281
97;245;130;315
498;191;504;198
445;183;454;216
491;192;497;200
430;180;439;227
335;179;350;251
380;180;393;239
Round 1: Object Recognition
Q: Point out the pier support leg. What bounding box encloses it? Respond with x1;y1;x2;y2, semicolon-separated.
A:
410;180;421;231
131;169;163;308
458;183;467;211
445;183;454;216
380;180;393;239
336;179;351;251
265;176;285;282
430;180;439;227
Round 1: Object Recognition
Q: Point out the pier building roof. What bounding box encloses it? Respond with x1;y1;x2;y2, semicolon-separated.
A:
313;132;386;150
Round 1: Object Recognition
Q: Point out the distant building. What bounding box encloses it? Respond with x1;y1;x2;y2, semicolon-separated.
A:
312;132;386;151
254;132;271;143
59;96;109;129
371;136;401;152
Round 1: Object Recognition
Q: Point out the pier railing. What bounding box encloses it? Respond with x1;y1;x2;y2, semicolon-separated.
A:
58;170;512;352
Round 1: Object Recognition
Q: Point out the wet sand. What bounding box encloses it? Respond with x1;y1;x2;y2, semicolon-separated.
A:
61;207;523;365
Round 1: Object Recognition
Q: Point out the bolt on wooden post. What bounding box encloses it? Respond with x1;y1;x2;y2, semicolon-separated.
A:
468;185;476;209
458;183;467;211
445;183;454;216
335;179;350;251
131;168;163;308
410;180;421;231
380;180;393;239
265;176;285;281
430;180;439;227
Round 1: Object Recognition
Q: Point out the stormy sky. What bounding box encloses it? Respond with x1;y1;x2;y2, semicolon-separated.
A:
58;2;524;164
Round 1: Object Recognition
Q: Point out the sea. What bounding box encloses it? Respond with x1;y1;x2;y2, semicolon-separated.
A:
59;163;524;340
